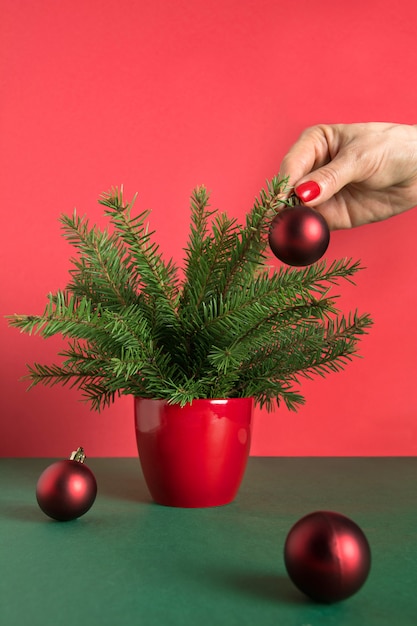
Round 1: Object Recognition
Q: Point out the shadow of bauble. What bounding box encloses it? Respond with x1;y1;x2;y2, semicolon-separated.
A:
90;458;153;504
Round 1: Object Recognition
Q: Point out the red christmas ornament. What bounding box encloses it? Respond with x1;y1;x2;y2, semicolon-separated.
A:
268;205;330;266
36;447;97;521
284;511;371;603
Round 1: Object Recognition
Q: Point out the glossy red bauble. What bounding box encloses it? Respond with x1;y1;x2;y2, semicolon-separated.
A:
36;452;97;521
268;206;330;266
134;397;253;508
284;511;371;603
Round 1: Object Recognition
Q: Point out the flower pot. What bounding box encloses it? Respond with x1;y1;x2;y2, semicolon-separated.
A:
134;397;253;507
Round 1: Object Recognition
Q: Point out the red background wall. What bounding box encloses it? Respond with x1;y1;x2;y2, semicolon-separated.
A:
1;0;416;457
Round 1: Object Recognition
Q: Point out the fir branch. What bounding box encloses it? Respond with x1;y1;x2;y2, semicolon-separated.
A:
25;362;95;390
60;210;140;309
185;256;365;379
98;187;180;308
8;292;103;338
23;360;119;412
231;310;372;408
180;186;239;312
205;299;334;376
79;383;120;412
273;257;365;297
98;186;188;365
217;176;288;296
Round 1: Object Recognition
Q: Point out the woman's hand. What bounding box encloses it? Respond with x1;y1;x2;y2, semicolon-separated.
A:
279;122;417;229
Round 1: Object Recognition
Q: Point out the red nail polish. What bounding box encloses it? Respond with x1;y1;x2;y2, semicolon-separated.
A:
295;181;321;202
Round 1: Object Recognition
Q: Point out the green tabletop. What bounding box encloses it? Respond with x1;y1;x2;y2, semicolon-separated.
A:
1;457;416;625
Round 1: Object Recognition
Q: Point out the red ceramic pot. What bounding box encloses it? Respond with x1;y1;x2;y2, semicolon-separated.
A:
134;397;253;507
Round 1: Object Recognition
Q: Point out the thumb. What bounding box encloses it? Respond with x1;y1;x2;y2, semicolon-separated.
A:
294;153;359;205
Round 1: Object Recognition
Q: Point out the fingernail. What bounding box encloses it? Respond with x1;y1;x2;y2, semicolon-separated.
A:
295;181;321;202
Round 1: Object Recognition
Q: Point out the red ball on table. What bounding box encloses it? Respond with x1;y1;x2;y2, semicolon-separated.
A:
268;205;330;266
284;511;371;603
36;448;97;521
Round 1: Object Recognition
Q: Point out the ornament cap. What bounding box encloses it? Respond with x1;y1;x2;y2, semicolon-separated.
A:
69;447;86;463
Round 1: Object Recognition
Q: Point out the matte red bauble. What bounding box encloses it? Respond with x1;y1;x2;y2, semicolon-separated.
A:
36;448;97;521
268;206;330;266
284;511;371;603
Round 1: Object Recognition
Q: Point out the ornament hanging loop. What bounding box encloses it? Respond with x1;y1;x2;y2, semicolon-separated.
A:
70;447;86;463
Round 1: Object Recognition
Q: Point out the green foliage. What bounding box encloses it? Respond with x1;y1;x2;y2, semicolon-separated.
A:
8;177;373;411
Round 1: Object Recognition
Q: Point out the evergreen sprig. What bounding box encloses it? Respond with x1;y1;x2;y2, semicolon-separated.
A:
8;177;373;411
